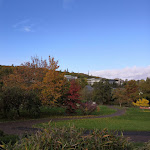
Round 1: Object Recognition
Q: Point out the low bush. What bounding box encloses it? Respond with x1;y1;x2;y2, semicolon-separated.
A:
23;90;41;118
80;101;97;115
3;123;132;150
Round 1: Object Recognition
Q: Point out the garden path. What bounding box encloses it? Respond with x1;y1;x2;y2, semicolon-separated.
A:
0;106;149;142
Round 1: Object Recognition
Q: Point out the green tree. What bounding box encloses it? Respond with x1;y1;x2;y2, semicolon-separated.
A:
80;85;93;102
92;80;112;104
139;78;150;101
78;78;88;89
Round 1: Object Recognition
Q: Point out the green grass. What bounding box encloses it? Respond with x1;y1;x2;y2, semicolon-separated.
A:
0;105;116;122
36;107;150;131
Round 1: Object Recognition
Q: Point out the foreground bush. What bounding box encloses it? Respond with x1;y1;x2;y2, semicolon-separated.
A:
136;140;150;150
0;130;19;145
2;123;132;150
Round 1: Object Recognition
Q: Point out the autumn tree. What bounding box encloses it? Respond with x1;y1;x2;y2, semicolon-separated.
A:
1;56;59;117
57;79;70;106
65;80;81;114
41;56;65;105
125;80;139;105
2;56;49;91
112;88;127;107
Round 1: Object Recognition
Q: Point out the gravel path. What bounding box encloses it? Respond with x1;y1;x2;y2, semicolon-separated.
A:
0;106;149;142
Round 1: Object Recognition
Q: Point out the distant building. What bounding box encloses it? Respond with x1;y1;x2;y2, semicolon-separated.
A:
87;77;124;86
64;75;77;81
87;78;101;85
108;78;124;85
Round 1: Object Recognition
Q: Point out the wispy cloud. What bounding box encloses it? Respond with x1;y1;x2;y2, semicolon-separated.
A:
13;19;34;32
13;19;30;28
91;66;150;80
63;0;75;10
23;26;32;32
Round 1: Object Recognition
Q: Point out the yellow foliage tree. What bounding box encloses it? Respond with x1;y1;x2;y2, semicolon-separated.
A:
132;98;149;107
41;56;65;105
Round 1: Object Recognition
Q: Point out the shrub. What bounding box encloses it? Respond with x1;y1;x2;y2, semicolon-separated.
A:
23;90;41;118
1;86;24;118
132;98;149;107
80;101;97;115
4;123;132;150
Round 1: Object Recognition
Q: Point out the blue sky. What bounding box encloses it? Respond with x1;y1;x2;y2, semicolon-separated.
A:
0;0;150;79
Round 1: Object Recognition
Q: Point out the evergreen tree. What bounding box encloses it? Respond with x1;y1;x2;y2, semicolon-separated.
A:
92;80;112;104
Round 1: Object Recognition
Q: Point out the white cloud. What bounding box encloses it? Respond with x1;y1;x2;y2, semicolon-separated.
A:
63;0;75;10
13;19;34;32
23;26;32;32
90;66;150;80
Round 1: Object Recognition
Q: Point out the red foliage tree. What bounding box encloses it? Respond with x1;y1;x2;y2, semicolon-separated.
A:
65;80;81;114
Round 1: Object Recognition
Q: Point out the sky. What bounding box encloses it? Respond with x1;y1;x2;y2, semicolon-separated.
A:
0;0;150;80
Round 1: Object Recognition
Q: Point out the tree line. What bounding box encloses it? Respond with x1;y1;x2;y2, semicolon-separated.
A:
84;78;150;107
0;56;150;119
0;56;97;118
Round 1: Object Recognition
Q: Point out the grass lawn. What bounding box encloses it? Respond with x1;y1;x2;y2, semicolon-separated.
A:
36;107;150;131
0;105;116;122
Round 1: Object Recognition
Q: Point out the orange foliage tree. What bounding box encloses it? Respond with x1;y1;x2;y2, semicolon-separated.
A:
3;56;47;91
112;88;127;107
41;56;65;105
3;56;66;106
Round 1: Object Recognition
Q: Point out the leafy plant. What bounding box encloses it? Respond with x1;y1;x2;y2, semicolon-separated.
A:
4;123;132;150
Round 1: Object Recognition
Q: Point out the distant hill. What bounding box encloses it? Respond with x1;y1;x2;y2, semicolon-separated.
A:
63;71;101;79
0;65;101;79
